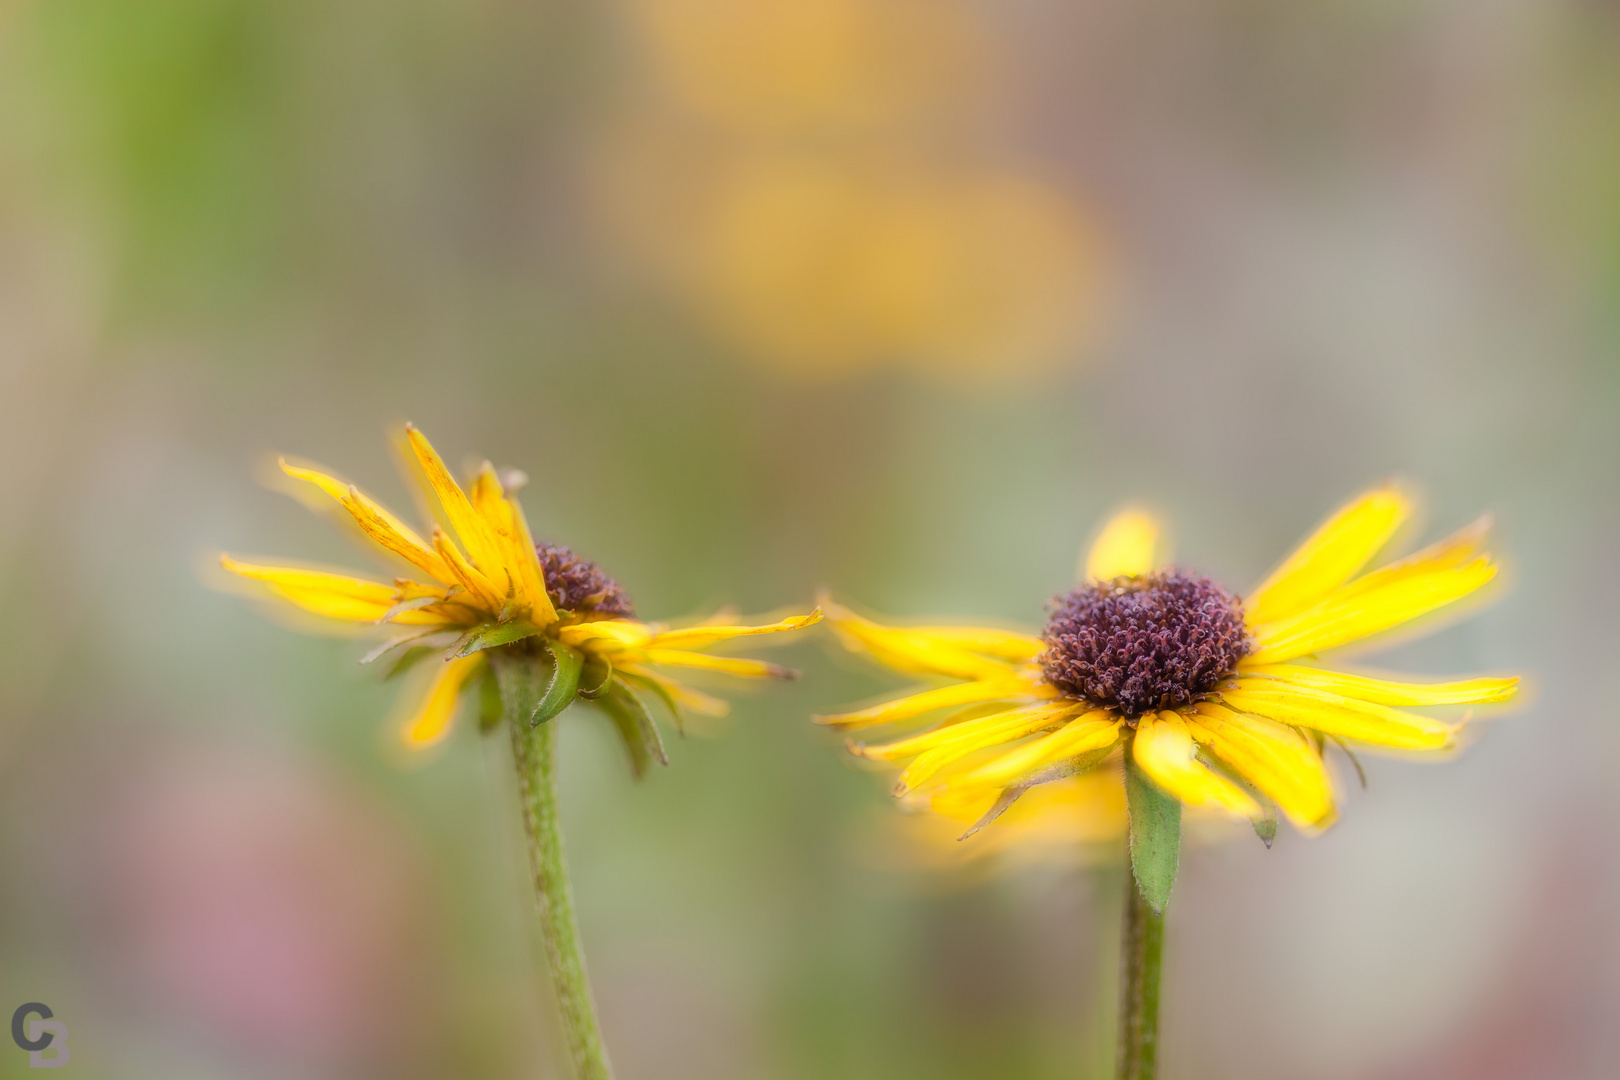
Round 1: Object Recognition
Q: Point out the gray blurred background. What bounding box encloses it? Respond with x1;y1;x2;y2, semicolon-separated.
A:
0;0;1614;1077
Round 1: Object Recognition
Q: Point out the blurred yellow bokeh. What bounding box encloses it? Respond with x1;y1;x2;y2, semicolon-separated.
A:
594;0;1109;381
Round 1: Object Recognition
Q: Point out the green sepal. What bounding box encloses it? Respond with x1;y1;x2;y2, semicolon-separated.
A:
530;640;583;726
1125;751;1182;915
360;626;455;665
384;645;435;680
578;653;613;699
1252;806;1278;848
477;666;504;733
616;670;684;736
959;745;1113;839
449;619;544;660
598;678;668;779
378;594;447;624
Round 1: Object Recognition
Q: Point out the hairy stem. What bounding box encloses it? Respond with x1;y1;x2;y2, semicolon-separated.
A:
499;652;613;1080
1116;870;1165;1080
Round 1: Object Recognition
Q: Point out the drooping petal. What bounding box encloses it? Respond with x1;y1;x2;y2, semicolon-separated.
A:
221;556;447;624
955;710;1121;788
637;648;797;679
648;609;824;651
1245;484;1412;625
400;654;483;748
816;677;1051;730
1237;663;1519;707
1188;702;1335;828
1132;711;1260;818
279;459;457;584
1220;680;1456;750
469;463;555;624
1084;507;1162;580
824;602;1022;681
403;425;511;585
1245;548;1497;664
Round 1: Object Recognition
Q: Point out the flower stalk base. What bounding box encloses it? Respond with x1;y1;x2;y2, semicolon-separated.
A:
499;652;614;1080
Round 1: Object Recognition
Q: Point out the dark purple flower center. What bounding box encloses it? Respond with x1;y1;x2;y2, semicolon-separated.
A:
535;543;636;621
1040;570;1249;717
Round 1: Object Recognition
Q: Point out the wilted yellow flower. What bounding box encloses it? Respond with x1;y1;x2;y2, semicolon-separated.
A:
822;486;1518;842
221;425;819;759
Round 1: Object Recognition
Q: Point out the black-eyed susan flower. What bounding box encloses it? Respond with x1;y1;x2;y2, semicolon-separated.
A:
823;488;1515;851
818;486;1517;1079
222;424;818;759
220;424;818;1080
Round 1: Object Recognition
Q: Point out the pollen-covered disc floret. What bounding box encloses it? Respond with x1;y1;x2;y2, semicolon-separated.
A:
1041;570;1250;716
535;543;636;620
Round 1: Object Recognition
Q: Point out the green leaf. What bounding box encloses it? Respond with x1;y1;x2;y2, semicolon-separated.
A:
598;679;669;779
1125;751;1182;915
477;667;503;733
530;641;583;726
578;653;613;699
449;619;543;659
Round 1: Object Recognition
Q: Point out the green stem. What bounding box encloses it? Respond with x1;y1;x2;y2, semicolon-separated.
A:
1116;868;1165;1080
499;653;614;1080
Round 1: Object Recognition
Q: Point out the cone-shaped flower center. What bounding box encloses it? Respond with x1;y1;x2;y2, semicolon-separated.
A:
535;543;636;620
1041;570;1249;716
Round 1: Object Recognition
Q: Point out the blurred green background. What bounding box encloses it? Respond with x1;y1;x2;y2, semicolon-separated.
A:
0;0;1615;1077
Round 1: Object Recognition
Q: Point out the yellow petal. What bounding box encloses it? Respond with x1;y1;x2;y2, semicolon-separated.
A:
505;492;556;625
637;648;797;679
1237;663;1518;707
279;459;456;584
1245;484;1412;625
854;701;1072;763
816;677;1051;730
431;529;506;614
902;625;1046;661
1132;711;1260;817
402;425;511;586
1084;507;1162;580
955;710;1121;788
649;608;824;651
867;703;1079;793
221;556;445;624
1245;553;1497;664
469;463;555;624
1220;680;1456;750
1188;702;1335;828
824;602;1021;681
556;619;657;649
401;654;483;748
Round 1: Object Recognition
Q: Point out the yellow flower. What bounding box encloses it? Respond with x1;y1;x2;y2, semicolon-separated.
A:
821;486;1518;840
222;425;820;756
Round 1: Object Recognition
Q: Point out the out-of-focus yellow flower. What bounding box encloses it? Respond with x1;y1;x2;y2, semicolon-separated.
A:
821;485;1518;843
593;0;1109;382
221;426;819;757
